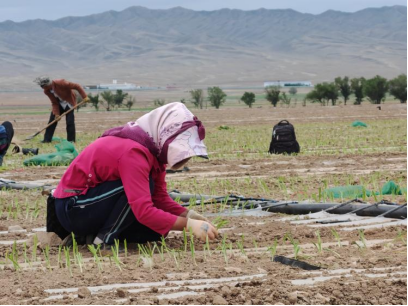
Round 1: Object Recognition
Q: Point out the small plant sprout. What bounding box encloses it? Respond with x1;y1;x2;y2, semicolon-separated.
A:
124;239;128;258
23;242;30;266
236;240;246;256
205;235;212;257
138;243;155;270
285;234;301;260
32;234;38;263
395;229;407;245
267;238;278;259
313;230;323;254
63;246;72;276
111;239;123;271
213;216;229;230
183;228;188;254
189;229;197;266
358;229;367;248
331;228;342;247
43;245;51;270
88;244;103;272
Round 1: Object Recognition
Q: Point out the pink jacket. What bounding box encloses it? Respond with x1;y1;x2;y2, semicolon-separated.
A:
53;136;186;235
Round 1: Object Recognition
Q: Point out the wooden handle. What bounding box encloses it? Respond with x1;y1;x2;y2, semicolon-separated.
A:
39;99;89;133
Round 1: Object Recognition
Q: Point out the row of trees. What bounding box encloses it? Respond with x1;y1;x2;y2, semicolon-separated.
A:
305;74;406;106
188;87;227;109
87;90;136;111
81;74;406;111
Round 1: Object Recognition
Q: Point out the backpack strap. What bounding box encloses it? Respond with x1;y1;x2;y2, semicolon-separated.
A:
278;120;290;125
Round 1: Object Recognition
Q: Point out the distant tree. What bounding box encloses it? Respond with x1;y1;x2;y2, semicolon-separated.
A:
364;75;388;104
88;93;100;111
240;92;256;108
154;98;165;106
265;86;281;107
288;87;297;96
180;98;186;104
125;95;135;111
207;87;227;109
113;90;128;109
305;82;338;106
190;89;204;109
280;92;291;107
100;91;114;111
325;82;339;106
305;83;327;105
74;91;85;112
350;77;366;105
388;74;407;103
335;76;351;105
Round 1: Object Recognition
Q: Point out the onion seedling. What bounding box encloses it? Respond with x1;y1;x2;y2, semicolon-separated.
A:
43;245;51;270
331;229;342;247
189;230;197;266
313;231;323;254
63;247;72;276
267;238;278;259
88;244;103;272
358;229;367;248
7;252;20;271
395;229;407;245
213;216;229;230
32;234;38;263
124;239;128;258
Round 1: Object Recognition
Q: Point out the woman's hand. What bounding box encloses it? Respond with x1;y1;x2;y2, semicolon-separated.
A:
187;219;218;241
186;209;209;222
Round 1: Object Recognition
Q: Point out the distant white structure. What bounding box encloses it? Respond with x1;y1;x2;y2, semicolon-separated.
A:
97;80;137;90
264;81;313;88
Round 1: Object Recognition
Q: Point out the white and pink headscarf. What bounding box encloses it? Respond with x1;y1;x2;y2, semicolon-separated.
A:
102;102;208;167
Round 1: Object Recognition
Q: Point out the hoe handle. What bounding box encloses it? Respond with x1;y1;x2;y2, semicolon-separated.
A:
25;98;89;140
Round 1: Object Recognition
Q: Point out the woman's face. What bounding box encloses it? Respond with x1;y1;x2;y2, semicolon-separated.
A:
170;158;191;170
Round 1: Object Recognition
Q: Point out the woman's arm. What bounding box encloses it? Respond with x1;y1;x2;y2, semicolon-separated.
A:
151;170;187;216
118;148;181;235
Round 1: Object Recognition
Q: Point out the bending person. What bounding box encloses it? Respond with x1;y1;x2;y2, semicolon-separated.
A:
53;102;217;246
0;121;14;166
34;77;88;143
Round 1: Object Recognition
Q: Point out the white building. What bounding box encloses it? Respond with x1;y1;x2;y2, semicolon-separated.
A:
97;80;138;90
264;81;313;88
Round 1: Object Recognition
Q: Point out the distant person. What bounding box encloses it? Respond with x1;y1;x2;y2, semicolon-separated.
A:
34;77;88;143
0;121;14;166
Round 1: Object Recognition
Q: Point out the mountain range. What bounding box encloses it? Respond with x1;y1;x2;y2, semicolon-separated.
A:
0;5;406;89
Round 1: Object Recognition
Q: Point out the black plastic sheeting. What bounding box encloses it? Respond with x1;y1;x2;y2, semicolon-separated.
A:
0;178;48;190
273;255;321;270
263;203;407;219
168;191;407;219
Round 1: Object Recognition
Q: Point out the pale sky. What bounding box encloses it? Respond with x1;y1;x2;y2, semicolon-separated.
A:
0;0;406;22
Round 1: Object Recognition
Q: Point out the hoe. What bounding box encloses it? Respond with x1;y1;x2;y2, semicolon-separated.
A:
24;98;89;141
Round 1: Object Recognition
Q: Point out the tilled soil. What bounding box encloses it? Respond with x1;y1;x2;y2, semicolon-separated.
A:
0;214;406;305
0;103;406;305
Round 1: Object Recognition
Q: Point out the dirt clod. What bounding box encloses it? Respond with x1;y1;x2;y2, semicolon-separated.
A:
213;295;228;305
117;288;128;298
26;232;61;249
77;287;91;299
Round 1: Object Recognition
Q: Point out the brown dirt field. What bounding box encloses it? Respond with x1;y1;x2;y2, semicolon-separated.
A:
0;103;406;305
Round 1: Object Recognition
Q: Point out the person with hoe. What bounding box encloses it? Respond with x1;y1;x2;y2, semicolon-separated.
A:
52;102;217;246
34;77;88;143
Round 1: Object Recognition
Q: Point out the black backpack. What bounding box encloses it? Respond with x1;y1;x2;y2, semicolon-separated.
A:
268;120;300;155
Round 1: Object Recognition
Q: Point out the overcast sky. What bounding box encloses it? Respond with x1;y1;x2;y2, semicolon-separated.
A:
0;0;406;22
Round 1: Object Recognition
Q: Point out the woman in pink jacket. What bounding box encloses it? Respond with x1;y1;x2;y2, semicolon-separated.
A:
53;102;217;246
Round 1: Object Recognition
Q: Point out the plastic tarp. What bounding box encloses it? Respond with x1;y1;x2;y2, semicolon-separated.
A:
323;181;406;199
24;138;78;166
351;121;367;127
